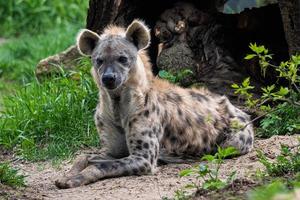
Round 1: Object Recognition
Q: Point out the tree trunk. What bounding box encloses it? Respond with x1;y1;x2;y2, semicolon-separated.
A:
278;0;300;56
86;0;138;33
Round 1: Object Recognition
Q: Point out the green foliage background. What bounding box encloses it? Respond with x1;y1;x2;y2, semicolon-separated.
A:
0;0;88;37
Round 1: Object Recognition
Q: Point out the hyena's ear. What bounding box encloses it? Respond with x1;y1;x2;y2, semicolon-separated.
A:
76;29;100;56
125;20;151;50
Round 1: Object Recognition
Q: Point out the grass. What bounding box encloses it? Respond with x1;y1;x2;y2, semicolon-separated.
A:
0;0;100;162
258;103;300;137
0;0;88;37
0;60;99;161
0;162;25;188
0;23;83;84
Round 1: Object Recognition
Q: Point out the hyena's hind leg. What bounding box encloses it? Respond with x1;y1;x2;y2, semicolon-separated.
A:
218;97;254;155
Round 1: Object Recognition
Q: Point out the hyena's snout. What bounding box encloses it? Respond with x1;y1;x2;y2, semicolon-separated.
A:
101;66;122;90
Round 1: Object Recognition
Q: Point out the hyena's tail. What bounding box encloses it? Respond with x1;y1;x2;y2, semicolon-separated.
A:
218;96;254;155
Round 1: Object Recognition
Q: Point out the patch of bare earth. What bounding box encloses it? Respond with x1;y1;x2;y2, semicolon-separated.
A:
2;135;299;200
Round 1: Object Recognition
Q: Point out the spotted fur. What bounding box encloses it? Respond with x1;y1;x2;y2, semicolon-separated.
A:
55;20;254;189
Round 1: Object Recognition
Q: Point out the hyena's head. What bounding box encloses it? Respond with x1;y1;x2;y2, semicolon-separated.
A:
77;20;150;90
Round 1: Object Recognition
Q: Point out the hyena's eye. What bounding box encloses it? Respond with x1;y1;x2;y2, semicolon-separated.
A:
96;58;103;66
118;56;128;64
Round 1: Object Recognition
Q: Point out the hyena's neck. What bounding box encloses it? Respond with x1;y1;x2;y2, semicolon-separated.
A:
99;53;151;118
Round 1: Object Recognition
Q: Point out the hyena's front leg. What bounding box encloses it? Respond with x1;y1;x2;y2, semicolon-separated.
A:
55;116;130;189
55;120;161;189
55;150;114;189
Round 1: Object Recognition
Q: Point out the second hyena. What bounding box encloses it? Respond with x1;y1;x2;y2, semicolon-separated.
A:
55;20;254;189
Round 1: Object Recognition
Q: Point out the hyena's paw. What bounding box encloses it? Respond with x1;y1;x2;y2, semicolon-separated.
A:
55;174;85;189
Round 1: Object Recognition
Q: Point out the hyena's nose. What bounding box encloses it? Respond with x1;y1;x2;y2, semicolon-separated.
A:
102;73;116;88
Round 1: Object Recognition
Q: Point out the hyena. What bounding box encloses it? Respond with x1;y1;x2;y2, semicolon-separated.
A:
55;20;254;189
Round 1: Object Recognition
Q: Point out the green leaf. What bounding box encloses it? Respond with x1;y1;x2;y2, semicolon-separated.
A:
231;83;239;89
276;87;289;97
202;155;215;162
245;54;256;60
179;168;195;177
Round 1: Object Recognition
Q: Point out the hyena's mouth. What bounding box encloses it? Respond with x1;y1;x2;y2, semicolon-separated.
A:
101;74;122;90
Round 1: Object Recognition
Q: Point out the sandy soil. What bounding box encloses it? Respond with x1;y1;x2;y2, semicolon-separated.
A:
2;135;299;200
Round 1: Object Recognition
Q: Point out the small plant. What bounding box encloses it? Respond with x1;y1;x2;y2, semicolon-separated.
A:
257;141;300;177
159;69;193;84
232;43;300;136
259;103;300;137
0;162;25;188
179;147;238;192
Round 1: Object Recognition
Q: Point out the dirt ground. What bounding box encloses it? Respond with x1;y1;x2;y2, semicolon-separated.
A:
1;135;299;200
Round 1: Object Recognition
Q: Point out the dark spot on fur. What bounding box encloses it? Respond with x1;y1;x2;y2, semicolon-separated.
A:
216;132;227;145
164;111;168;121
219;97;226;105
239;134;245;143
152;126;157;133
141;131;147;136
136;157;143;161
166;93;182;102
119;161;126;167
152;104;156;112
111;163;119;170
156;107;160;115
190;91;209;102
164;125;172;138
177;108;183;116
137;140;142;145
132;168;139;174
147;131;152;137
158;126;162;133
129;140;133;144
144;110;149;117
143;153;149;159
144;93;149;106
140;166;146;173
123;170;130;176
196;114;204;124
143;143;149;149
154;146;158;158
246;136;253;145
185;117;192;126
150;141;154;146
202;134;208;143
170;136;177;144
73;174;85;182
172;93;182;102
237;116;246;123
136;145;142;150
129;118;137;128
96;163;109;170
203;147;208;153
144;162;150;168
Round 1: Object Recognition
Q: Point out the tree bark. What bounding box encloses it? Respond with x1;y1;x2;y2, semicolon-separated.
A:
278;0;300;56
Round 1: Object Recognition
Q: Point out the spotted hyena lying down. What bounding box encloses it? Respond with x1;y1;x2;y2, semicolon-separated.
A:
55;20;254;189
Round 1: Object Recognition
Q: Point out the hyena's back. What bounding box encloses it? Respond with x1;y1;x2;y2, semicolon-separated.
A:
147;79;254;157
